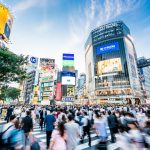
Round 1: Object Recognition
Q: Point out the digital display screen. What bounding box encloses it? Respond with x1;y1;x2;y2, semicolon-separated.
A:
97;58;122;75
62;76;75;85
96;42;119;55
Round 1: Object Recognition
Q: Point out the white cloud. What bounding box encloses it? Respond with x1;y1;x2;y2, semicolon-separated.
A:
13;0;48;13
35;21;53;33
68;0;142;51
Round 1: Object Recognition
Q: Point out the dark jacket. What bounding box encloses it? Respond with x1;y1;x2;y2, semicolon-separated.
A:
7;107;14;117
39;110;47;119
22;116;33;133
45;114;56;131
107;114;118;129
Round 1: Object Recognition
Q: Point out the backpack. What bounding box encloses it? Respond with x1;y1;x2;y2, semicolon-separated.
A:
26;134;40;150
0;125;13;147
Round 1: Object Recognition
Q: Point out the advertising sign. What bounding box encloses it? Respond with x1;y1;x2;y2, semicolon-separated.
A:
62;76;75;85
40;75;54;82
26;56;38;72
55;83;62;101
62;53;74;67
40;58;55;73
67;86;74;96
42;87;53;91
62;97;74;102
42;91;53;97
63;53;74;60
96;42;119;55
97;58;122;75
63;60;74;67
0;4;13;41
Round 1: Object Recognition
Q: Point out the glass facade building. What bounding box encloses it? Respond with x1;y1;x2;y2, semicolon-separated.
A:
138;57;150;101
85;21;141;104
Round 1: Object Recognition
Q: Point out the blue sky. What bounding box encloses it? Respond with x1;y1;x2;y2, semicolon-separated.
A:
2;0;150;73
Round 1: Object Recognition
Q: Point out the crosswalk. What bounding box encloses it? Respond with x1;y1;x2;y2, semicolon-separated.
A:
33;125;119;150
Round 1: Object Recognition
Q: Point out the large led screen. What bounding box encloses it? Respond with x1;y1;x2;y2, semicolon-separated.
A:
62;76;75;85
96;42;119;55
97;58;122;75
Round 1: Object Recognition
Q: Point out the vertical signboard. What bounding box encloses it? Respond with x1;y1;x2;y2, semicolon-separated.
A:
39;58;55;102
55;83;62;101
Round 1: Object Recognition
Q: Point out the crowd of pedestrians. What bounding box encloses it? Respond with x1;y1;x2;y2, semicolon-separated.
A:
0;104;150;150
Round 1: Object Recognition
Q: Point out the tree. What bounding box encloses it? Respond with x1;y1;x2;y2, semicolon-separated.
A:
0;47;28;85
0;86;21;101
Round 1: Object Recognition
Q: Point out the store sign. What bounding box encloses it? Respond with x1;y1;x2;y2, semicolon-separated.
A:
96;42;119;55
62;97;74;102
40;76;54;82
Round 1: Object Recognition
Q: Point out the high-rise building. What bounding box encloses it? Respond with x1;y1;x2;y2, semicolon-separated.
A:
23;56;39;103
138;57;150;102
77;73;86;99
85;21;142;104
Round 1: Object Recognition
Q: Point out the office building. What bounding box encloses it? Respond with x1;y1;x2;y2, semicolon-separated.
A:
138;57;150;102
85;21;141;104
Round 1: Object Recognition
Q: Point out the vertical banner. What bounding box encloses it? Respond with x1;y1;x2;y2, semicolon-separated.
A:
55;83;62;101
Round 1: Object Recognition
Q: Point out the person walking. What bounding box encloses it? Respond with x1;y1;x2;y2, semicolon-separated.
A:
6;106;14;123
39;107;45;131
81;111;91;147
107;111;118;143
65;114;80;150
21;111;33;136
45;110;56;149
49;122;67;150
1;115;24;150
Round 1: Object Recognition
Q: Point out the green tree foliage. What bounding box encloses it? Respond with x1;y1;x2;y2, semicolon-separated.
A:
0;47;28;84
0;86;21;101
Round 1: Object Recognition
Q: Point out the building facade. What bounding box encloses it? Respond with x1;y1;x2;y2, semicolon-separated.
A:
85;21;141;104
138;57;150;102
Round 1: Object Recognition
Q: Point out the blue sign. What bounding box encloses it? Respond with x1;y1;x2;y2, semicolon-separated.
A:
61;71;76;77
96;42;119;55
30;57;37;64
63;53;74;60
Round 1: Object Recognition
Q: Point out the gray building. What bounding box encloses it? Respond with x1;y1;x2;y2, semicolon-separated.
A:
85;21;142;104
138;57;150;101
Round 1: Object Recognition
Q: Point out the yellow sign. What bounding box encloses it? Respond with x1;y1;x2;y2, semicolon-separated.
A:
0;3;13;42
67;86;74;97
97;58;122;75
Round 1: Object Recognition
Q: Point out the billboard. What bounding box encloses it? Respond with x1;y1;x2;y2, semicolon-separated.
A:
63;60;74;67
55;83;62;101
96;42;119;55
0;3;13;41
40;58;55;73
97;58;122;75
40;75;54;82
42;91;53;97
67;86;74;96
62;53;74;67
62;76;75;85
63;53;74;60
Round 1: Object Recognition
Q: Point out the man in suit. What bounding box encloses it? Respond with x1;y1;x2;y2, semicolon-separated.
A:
44;110;56;149
21;111;33;135
107;111;118;143
39;107;47;131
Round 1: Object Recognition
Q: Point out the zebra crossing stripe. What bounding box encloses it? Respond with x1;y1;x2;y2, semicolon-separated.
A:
33;125;119;150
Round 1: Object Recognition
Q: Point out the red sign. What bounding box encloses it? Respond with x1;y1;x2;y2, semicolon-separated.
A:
55;83;62;101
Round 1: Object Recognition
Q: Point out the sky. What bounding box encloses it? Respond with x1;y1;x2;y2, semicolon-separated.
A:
2;0;150;73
